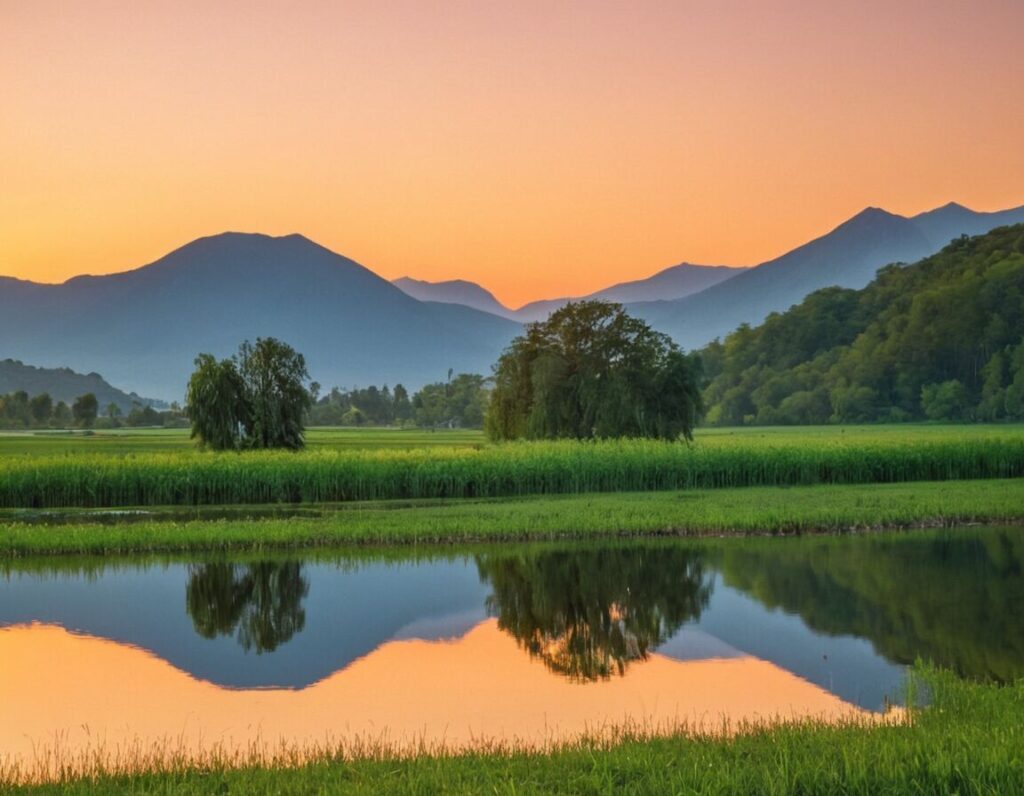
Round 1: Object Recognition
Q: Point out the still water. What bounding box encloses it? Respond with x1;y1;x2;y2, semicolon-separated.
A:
1;528;1022;771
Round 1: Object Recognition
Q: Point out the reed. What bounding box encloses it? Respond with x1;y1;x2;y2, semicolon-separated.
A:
1;434;1023;508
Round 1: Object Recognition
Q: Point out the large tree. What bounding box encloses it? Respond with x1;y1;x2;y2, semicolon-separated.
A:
486;301;704;441
186;337;311;450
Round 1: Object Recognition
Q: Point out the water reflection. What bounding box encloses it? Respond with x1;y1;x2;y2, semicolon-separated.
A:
186;562;309;653
478;546;711;681
717;531;1024;682
6;529;1023;778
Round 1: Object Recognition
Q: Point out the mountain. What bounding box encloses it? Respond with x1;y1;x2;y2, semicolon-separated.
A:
0;359;161;411
396;264;742;323
0;233;521;401
392;276;517;319
514;263;742;323
630;202;1024;351
700;223;1024;425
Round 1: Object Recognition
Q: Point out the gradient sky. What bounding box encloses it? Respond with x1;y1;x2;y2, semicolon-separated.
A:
2;1;1023;307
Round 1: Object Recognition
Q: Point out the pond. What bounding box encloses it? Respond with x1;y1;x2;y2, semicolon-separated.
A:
2;528;1022;774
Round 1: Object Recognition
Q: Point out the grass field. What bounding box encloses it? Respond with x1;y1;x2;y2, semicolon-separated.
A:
3;423;1023;457
0;427;487;456
1;425;1023;509
1;479;1021;556
5;666;1022;794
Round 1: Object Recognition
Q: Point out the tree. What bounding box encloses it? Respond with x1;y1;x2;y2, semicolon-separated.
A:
921;380;969;421
186;353;249;450
186;338;311;451
393;383;413;423
53;400;73;427
236;337;312;450
29;393;53;427
105;402;122;422
486;301;704;441
72;393;99;428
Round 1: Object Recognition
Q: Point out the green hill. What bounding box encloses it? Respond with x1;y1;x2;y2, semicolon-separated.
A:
701;224;1024;424
0;359;162;413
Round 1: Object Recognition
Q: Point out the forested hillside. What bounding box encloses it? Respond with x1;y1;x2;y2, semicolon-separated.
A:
701;224;1024;424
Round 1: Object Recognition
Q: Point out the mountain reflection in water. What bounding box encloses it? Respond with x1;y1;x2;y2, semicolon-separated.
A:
5;529;1021;777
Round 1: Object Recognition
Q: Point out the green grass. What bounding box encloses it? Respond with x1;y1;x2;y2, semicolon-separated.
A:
2;478;1021;556
6;666;1023;794
2;430;1023;508
3;423;1023;458
0;426;486;456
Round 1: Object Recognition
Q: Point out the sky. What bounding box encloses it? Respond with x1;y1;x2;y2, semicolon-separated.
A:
2;1;1023;308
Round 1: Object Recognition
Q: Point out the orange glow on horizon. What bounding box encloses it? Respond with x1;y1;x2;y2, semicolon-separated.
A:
0;621;892;782
2;2;1023;306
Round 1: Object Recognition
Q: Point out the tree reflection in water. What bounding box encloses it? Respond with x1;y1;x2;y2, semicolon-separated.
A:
476;545;712;681
718;529;1024;682
186;561;309;653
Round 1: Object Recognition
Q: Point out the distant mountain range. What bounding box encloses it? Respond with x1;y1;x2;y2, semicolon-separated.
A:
0;234;519;401
396;202;1024;348
0;359;162;411
2;201;1021;401
628;202;1024;350
394;263;742;322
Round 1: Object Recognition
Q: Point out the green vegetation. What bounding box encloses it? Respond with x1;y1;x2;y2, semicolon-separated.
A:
6;666;1023;794
0;426;486;456
1;427;1022;508
702;223;1024;424
187;337;312;450
487;301;704;441
309;374;489;429
1;479;1021;556
717;528;1024;682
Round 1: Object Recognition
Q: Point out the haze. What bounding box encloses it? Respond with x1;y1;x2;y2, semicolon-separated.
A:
2;0;1023;306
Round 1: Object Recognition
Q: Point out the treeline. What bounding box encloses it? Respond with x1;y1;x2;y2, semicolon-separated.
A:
0;390;186;430
308;373;488;429
701;224;1024;424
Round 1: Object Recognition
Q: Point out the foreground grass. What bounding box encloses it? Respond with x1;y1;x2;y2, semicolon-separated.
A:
3;431;1024;508
2;479;1021;556
7;667;1023;794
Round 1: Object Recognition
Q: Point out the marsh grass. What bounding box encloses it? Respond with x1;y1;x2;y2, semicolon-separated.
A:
5;667;1022;794
1;479;1021;557
2;433;1023;509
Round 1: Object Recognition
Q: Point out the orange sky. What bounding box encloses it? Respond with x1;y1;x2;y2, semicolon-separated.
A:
2;1;1023;307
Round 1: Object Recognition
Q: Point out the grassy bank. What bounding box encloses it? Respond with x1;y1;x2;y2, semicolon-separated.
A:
3;432;1024;508
7;667;1023;794
2;478;1022;556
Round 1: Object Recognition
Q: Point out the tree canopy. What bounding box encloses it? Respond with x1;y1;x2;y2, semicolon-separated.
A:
186;337;311;450
486;301;704;441
701;224;1024;424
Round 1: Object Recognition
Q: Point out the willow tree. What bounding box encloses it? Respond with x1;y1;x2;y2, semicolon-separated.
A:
186;337;311;451
486;301;704;441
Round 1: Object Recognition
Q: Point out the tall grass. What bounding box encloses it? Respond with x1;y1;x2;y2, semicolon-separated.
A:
2;435;1023;508
2;481;1022;557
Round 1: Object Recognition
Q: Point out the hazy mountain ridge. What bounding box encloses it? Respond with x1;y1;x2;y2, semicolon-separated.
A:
0;359;161;411
0;233;520;401
392;276;516;319
395;263;742;322
628;202;1024;350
